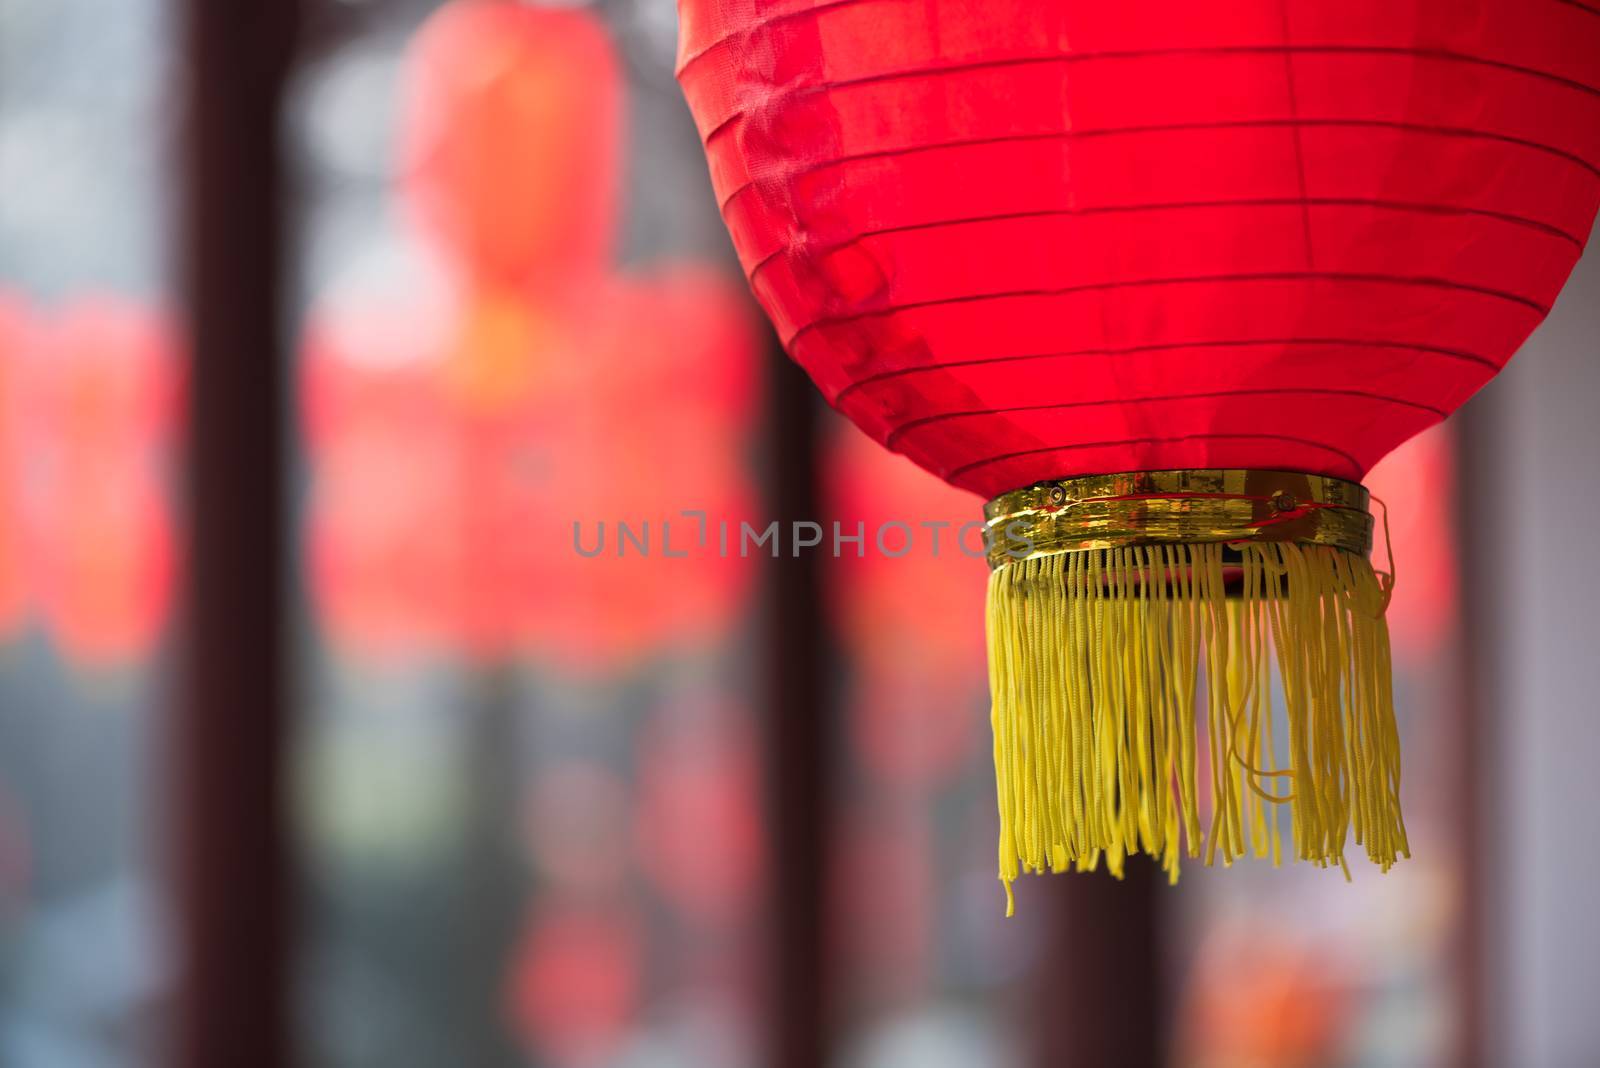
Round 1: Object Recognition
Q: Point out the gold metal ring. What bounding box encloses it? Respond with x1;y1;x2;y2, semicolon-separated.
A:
982;469;1373;570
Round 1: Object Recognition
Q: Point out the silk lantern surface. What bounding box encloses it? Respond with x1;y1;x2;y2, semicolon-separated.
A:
677;0;1600;497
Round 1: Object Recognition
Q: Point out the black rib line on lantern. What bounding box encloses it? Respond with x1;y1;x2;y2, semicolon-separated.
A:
1557;0;1600;18
743;197;1585;283
1278;5;1319;273
700;45;1600;147
881;387;1449;450
782;272;1548;351
716;119;1600;214
943;433;1367;483
830;338;1501;407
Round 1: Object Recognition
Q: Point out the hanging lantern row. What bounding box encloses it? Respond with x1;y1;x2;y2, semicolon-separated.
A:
676;0;1600;909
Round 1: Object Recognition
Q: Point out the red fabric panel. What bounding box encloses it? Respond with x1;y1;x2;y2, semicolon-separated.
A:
678;0;1600;496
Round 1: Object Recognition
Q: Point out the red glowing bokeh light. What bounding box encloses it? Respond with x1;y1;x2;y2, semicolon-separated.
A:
634;696;764;924
302;296;461;657
400;0;622;286
522;268;761;671
507;901;643;1066
307;3;762;670
0;294;32;639
26;297;182;665
303;267;760;667
1181;928;1357;1066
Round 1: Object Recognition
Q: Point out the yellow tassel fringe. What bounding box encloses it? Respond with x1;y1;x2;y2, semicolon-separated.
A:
986;541;1408;915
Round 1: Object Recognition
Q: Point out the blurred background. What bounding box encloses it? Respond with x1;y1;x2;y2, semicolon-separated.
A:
0;0;1596;1066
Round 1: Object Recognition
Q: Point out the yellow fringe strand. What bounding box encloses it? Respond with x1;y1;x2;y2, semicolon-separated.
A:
986;541;1408;915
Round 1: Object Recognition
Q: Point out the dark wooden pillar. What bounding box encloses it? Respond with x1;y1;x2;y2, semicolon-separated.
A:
1031;859;1167;1068
1451;394;1499;1068
763;338;833;1068
176;2;300;1065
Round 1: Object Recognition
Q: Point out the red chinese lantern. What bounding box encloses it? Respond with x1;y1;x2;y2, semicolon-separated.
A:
28;298;181;666
303;268;760;667
435;286;579;658
400;0;622;288
302;273;570;660
525;267;760;670
678;1;1600;908
0;294;32;639
308;3;760;670
507;900;643;1064
633;695;764;925
301;285;462;657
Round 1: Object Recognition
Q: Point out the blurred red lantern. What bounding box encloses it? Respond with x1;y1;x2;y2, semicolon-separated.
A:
303;266;760;668
507;901;643;1065
299;257;458;448
434;286;579;657
401;0;622;287
634;696;764;924
0;294;32;638
301;291;461;657
524;267;761;670
27;298;181;665
679;1;1600;901
308;4;761;670
826;426;983;787
302;275;557;659
832;811;935;1001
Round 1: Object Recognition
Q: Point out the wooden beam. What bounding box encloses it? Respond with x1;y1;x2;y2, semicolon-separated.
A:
176;2;299;1065
1031;858;1167;1068
762;339;834;1068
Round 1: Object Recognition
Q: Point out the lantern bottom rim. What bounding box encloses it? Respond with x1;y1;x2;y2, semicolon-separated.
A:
982;467;1374;570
